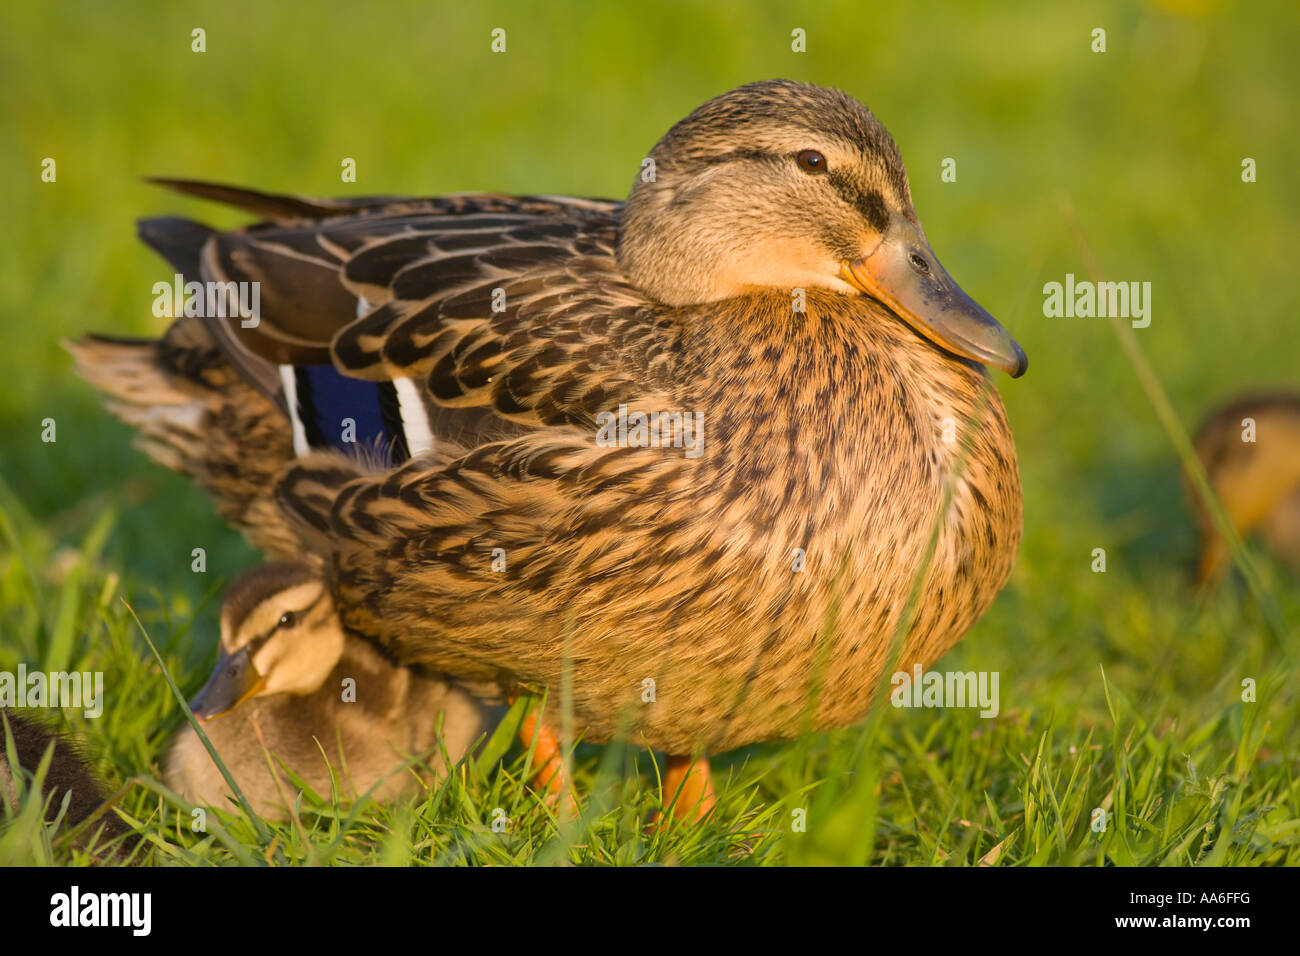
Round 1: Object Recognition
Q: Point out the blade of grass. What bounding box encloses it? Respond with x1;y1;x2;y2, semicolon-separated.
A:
122;596;272;846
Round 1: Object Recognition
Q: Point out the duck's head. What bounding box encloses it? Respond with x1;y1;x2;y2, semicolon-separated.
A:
619;79;1026;377
189;564;344;721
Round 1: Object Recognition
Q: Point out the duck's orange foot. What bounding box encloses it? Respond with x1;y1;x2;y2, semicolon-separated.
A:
650;754;716;830
517;708;578;818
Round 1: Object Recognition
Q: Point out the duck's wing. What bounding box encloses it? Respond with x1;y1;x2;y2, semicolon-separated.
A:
327;202;677;441
138;180;657;464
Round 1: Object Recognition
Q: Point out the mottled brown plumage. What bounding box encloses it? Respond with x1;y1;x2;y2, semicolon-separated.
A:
74;80;1024;766
296;289;1019;754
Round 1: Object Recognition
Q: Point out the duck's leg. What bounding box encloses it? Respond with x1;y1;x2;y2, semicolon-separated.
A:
516;705;577;816
653;753;716;826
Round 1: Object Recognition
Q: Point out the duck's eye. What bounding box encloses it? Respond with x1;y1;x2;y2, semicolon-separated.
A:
908;253;932;277
796;150;827;174
277;611;296;629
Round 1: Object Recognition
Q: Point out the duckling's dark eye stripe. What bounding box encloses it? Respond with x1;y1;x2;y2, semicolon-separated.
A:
826;173;890;233
244;631;274;657
241;591;328;655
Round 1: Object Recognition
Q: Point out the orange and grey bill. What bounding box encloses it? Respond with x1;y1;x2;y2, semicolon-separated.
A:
841;213;1027;378
190;647;266;721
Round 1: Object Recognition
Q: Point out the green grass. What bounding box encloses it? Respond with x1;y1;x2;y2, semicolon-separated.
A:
1;0;1298;865
2;481;1297;866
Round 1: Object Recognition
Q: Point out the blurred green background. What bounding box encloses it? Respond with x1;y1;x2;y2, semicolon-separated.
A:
1;0;1298;866
0;0;1296;710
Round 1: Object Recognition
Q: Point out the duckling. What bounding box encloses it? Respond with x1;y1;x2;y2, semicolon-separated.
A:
165;563;500;817
1191;392;1300;584
76;80;1025;819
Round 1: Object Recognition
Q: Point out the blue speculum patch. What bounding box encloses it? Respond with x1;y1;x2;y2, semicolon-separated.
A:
294;365;408;466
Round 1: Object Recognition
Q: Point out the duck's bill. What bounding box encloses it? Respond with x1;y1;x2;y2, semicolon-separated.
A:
840;216;1027;378
190;647;265;721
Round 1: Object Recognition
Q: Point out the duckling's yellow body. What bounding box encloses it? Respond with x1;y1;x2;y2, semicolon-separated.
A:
164;637;490;816
163;564;499;817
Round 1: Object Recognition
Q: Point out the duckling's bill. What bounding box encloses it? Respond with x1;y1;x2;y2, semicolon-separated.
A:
840;215;1027;378
190;647;265;721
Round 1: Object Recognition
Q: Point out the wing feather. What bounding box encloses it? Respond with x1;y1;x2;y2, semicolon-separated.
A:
140;179;675;465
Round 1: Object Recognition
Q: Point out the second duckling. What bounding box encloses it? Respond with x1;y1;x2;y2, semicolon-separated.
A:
1192;391;1300;584
165;563;500;817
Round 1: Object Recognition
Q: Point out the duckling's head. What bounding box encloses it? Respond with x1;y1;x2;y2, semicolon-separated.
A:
189;564;344;721
619;79;1025;376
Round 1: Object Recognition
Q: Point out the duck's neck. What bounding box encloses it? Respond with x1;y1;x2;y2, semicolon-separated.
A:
618;184;843;307
675;288;1021;628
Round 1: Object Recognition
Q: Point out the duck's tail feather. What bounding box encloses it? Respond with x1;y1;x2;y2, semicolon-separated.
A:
145;177;401;222
64;329;211;475
136;215;287;410
136;216;213;278
64;322;305;560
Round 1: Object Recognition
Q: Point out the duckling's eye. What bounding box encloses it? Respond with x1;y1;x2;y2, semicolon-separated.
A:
796;150;827;174
277;611;296;629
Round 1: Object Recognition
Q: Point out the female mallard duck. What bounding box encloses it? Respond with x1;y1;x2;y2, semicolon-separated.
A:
71;80;1025;818
165;563;499;817
1192;392;1300;585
